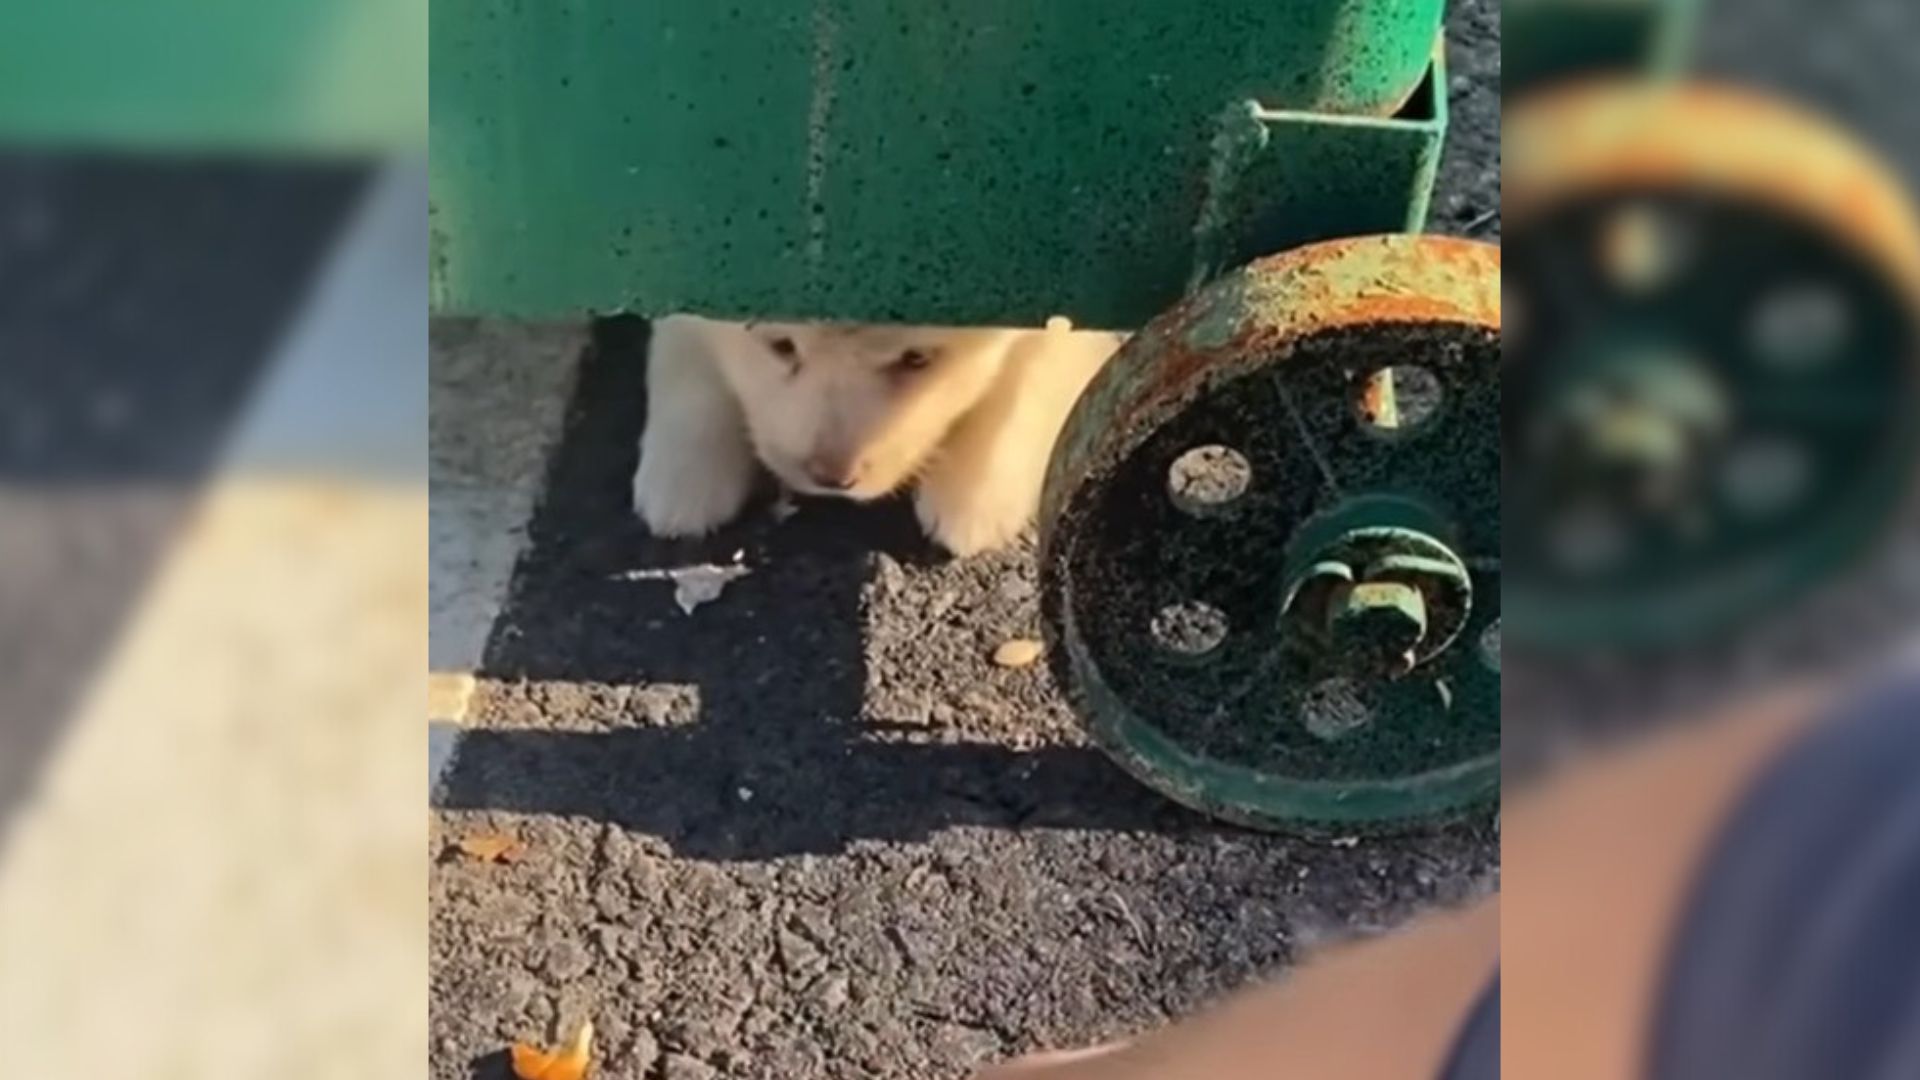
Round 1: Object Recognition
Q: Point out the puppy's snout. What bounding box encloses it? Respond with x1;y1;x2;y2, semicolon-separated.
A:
804;454;862;491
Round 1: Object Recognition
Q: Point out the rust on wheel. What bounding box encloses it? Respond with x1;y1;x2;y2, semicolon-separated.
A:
1039;234;1501;831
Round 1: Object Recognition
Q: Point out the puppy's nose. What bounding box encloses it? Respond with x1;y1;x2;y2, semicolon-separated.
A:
805;456;860;490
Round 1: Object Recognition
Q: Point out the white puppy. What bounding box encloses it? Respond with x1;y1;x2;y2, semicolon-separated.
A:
633;315;1124;555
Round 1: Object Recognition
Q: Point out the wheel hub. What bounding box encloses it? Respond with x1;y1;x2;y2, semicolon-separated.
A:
1280;514;1474;680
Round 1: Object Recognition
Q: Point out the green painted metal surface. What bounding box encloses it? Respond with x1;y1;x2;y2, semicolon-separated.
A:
430;0;1446;326
1038;235;1501;831
1190;77;1447;306
0;2;425;153
1503;0;1700;96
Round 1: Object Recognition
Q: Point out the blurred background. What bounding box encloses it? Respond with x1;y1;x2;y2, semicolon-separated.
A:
0;3;426;1077
1505;0;1920;757
1505;1;1920;1075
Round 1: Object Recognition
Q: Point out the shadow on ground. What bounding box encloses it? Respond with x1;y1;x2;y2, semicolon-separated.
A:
438;317;1247;860
430;318;1497;1080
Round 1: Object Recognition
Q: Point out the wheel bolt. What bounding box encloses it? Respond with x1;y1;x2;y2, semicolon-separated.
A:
1330;580;1428;677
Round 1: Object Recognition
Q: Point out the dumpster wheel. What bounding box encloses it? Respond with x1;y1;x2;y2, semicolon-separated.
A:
1039;234;1501;833
1503;80;1920;657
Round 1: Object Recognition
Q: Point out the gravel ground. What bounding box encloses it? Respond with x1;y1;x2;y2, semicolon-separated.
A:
430;6;1502;1078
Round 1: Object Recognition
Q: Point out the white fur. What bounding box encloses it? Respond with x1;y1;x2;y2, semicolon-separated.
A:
631;316;759;537
632;314;1123;555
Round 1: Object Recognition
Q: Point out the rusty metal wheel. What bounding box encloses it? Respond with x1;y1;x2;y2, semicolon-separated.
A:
1039;234;1501;832
1504;81;1920;654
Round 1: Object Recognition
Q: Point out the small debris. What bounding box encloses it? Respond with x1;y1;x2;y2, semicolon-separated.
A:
1329;836;1361;848
455;832;526;864
1108;894;1148;951
669;564;749;614
770;494;800;521
736;786;755;803
615;558;752;615
992;638;1044;668
511;1020;593;1080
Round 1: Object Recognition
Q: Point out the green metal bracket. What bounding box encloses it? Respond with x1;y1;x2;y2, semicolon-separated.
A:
1191;54;1448;301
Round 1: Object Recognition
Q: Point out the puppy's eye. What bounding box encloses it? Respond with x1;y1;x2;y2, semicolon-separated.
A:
768;337;798;359
892;348;933;372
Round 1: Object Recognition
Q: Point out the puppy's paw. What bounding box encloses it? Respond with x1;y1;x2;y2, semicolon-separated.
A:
913;474;1036;557
632;435;756;538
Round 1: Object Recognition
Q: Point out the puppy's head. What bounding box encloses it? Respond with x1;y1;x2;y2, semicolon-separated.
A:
711;322;1016;499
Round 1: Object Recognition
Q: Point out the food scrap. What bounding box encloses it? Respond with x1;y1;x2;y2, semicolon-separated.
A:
511;1020;593;1080
454;832;526;864
992;638;1045;668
